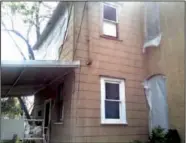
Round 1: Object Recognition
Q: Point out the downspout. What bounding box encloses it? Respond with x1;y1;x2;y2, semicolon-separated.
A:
86;2;92;65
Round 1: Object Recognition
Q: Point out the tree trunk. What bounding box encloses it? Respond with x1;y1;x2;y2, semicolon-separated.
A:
18;97;32;125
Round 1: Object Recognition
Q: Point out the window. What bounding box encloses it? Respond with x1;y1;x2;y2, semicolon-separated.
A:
102;3;118;38
38;110;42;117
56;83;65;122
100;77;127;124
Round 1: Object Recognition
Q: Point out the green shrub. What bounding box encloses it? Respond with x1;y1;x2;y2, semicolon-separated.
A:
130;126;181;143
148;126;166;143
131;126;179;143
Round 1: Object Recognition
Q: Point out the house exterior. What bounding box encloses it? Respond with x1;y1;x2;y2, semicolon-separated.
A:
32;2;184;143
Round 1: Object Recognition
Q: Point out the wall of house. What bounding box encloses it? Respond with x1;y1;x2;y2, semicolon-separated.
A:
34;71;76;143
50;72;76;143
145;2;185;142
72;2;149;142
33;2;184;143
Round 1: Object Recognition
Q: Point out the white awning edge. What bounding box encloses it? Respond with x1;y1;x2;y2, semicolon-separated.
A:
1;60;80;68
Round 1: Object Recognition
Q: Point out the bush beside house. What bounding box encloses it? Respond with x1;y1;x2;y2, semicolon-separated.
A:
130;126;181;143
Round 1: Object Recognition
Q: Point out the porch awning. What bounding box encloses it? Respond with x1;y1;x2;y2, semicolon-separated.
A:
1;60;80;97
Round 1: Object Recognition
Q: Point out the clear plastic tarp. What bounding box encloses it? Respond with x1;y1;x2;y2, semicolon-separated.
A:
143;2;162;53
144;75;169;133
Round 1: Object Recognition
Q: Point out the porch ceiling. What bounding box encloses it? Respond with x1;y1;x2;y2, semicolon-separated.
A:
1;60;80;97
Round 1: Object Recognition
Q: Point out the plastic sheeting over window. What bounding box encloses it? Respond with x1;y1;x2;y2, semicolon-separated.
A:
144;75;169;133
143;2;162;53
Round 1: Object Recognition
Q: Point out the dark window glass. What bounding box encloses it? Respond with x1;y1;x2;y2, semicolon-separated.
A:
105;83;119;100
105;101;119;119
103;5;117;22
38;110;42;116
56;83;64;122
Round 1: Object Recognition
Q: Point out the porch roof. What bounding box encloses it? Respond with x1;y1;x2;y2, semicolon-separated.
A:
1;60;80;97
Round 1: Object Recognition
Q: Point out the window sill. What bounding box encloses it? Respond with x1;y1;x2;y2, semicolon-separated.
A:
101;120;128;125
100;35;123;42
101;122;128;125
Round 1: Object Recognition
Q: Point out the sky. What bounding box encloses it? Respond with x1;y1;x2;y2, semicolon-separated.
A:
1;2;58;60
1;2;58;112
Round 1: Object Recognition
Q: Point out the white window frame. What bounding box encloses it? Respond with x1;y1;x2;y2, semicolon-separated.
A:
100;77;127;124
101;3;119;37
60;104;65;122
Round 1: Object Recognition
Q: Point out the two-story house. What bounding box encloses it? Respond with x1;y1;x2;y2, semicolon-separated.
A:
32;2;184;143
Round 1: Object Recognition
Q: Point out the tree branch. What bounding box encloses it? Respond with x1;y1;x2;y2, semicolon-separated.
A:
2;22;35;60
1;21;27;60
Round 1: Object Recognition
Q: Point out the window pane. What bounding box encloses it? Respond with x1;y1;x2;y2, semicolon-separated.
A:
105;101;120;119
103;21;117;37
105;83;119;100
104;5;116;21
38;110;42;116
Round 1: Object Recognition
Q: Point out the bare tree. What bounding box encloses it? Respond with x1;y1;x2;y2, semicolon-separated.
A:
1;2;56;60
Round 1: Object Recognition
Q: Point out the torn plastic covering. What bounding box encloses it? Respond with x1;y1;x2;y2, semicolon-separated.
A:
144;75;169;133
143;2;162;53
34;8;69;60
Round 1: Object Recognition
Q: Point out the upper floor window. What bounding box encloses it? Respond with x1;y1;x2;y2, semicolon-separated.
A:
102;3;118;38
143;2;161;52
100;77;127;124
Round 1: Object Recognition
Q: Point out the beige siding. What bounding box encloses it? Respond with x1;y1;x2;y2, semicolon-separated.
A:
73;2;148;143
